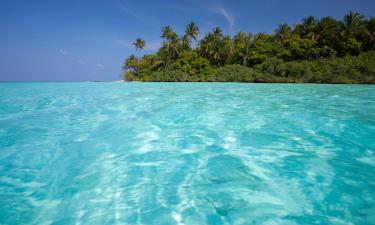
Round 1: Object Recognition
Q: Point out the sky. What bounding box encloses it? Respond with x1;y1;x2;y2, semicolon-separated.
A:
0;0;375;81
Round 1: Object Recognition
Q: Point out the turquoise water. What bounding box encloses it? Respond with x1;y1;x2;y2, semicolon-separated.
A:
1;83;375;225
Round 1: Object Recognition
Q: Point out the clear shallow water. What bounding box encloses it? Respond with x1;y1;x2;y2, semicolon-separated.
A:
1;83;375;225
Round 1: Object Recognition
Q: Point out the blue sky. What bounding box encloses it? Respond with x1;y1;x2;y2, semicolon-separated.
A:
1;0;375;81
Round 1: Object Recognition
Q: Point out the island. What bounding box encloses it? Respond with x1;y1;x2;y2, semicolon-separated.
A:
122;12;375;84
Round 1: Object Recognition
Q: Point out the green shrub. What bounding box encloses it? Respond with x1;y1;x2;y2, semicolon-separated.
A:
215;64;282;82
149;70;189;82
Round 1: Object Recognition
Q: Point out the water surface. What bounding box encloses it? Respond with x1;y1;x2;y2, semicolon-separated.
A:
1;83;375;224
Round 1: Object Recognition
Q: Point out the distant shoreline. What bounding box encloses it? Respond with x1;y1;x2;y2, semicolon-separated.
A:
1;81;374;85
0;80;125;83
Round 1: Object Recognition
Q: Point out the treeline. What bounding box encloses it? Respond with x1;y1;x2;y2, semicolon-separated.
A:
122;12;375;83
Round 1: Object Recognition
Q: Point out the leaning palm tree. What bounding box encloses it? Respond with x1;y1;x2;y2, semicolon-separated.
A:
133;38;145;51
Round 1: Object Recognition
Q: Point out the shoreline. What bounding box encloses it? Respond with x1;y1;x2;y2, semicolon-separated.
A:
0;81;374;85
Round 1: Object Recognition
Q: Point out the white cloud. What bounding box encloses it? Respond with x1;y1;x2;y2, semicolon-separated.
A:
96;63;104;68
59;49;68;55
118;5;142;20
118;5;156;27
212;5;235;31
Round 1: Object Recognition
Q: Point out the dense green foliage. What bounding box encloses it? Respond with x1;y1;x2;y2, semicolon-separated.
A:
122;12;375;83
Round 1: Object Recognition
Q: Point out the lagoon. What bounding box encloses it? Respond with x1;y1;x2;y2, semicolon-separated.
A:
0;83;375;224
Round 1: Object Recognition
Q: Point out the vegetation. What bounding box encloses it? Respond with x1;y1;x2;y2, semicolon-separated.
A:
122;12;375;83
133;38;145;51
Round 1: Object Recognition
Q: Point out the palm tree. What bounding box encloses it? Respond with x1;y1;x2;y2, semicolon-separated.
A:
197;27;232;66
343;11;365;35
366;17;375;36
156;46;171;70
182;22;199;50
233;32;246;45
198;33;213;59
275;23;292;40
294;16;317;39
164;33;181;59
161;25;175;40
181;35;191;50
233;32;253;65
123;54;138;71
185;22;199;42
133;38;145;51
364;17;375;50
122;54;139;81
212;27;225;62
212;27;223;40
314;17;343;56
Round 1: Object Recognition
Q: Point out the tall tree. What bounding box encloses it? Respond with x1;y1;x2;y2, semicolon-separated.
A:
233;32;253;65
182;22;199;50
315;16;343;56
122;11;375;83
344;11;364;31
364;17;375;50
340;12;365;55
123;54;138;71
275;23;292;40
185;22;199;42
198;27;233;66
294;16;317;39
367;17;375;37
233;32;247;46
161;25;175;40
181;35;191;50
164;33;181;59
212;27;223;40
133;38;145;51
122;54;139;81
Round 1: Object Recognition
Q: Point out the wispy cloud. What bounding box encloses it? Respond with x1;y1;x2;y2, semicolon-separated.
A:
114;38;133;49
59;49;68;55
117;4;157;27
211;5;235;31
118;5;144;21
96;63;104;68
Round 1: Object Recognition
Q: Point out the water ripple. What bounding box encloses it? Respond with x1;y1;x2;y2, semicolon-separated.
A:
0;83;375;224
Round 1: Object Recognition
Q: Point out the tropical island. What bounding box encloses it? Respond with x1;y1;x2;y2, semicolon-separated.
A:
122;12;375;83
